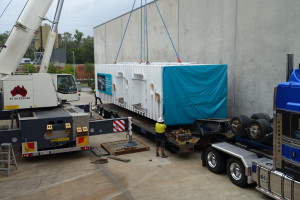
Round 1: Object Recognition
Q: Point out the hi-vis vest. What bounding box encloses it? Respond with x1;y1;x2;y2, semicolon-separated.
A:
155;123;166;133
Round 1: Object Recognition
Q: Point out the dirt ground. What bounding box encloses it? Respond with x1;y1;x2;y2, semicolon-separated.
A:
0;92;270;200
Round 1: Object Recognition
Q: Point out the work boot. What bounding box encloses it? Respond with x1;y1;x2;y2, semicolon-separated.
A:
156;152;160;157
161;153;168;158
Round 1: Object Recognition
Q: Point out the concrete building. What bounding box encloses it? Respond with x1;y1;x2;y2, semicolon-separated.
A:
93;0;300;117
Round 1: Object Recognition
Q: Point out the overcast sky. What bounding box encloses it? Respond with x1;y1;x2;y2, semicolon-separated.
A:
0;0;151;37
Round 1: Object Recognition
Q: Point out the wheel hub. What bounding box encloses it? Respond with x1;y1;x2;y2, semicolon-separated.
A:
249;124;260;138
231;120;241;133
230;162;242;181
207;152;217;168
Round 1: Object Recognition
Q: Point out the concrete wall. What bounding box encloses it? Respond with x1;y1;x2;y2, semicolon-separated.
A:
94;0;300;117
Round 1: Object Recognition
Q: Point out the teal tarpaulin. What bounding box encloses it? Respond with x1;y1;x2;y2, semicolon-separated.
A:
162;65;227;126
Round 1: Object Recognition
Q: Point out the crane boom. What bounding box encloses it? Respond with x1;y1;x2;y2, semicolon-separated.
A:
40;0;64;73
0;0;53;77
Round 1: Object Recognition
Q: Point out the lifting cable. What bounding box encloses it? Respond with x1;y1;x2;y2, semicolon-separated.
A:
114;0;181;64
114;0;137;64
153;0;181;63
140;0;143;63
0;0;13;19
145;0;149;64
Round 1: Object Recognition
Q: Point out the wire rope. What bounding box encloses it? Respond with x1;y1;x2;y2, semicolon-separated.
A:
114;0;137;64
0;0;13;19
154;0;181;63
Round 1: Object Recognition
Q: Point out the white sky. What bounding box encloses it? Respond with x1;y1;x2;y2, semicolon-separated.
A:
0;0;151;37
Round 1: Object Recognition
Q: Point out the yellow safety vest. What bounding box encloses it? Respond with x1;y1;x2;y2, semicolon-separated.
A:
155;123;166;133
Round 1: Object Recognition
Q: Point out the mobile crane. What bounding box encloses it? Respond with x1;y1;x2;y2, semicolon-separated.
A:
0;0;78;111
0;0;132;157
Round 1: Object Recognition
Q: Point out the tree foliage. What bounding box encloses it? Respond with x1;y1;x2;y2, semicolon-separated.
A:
74;29;83;47
0;31;9;46
58;30;94;64
47;63;58;73
23;64;37;73
58;64;76;76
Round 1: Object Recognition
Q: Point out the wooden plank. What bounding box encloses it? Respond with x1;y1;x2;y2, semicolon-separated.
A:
107;155;130;162
100;138;150;156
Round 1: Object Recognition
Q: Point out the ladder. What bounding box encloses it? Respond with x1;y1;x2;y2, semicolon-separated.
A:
0;143;17;176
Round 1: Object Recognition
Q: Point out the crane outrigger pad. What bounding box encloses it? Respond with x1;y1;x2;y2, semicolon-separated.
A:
100;138;150;156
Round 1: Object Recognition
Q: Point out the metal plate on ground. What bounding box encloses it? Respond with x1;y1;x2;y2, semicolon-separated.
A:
101;138;150;156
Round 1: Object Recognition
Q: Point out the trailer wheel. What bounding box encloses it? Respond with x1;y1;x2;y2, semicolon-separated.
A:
269;118;273;124
247;119;271;141
98;107;107;118
97;105;102;115
230;115;250;136
226;158;247;187
110;111;114;119
205;147;225;174
250;113;271;122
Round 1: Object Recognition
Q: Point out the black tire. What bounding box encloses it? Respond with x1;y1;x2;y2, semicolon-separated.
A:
250;113;271;122
269;118;273;124
230;115;250;136
205;147;226;174
226;157;247;187
247;119;271;141
262;133;273;144
97;105;101;115
100;108;106;118
110;112;114;119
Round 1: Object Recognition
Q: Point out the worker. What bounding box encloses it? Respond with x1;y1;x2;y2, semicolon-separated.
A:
155;117;168;158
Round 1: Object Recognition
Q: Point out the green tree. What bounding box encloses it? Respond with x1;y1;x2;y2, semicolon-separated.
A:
23;64;37;73
61;64;76;76
74;30;83;47
84;63;94;80
61;32;74;49
47;63;58;73
82;36;94;63
68;48;87;64
0;31;9;46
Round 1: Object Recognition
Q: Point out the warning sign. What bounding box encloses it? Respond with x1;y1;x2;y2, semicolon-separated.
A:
24;142;35;152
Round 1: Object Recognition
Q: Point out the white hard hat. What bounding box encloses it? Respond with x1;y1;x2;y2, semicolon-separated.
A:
158;117;164;122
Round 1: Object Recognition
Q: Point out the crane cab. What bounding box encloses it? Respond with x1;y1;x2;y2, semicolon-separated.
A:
51;74;79;103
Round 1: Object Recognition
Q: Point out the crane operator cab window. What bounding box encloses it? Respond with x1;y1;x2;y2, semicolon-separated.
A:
57;75;77;94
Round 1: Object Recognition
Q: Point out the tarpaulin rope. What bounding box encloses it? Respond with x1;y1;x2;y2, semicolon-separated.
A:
154;0;181;63
114;0;137;64
145;0;149;64
140;0;143;63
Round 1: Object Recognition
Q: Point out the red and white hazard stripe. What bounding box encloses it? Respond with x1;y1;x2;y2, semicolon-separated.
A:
113;120;125;132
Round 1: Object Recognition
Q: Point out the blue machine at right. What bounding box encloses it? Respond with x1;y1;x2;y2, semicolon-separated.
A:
276;69;300;181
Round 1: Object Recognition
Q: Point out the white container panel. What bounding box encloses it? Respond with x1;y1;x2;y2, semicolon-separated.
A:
95;63;163;121
95;62;228;125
